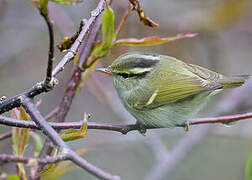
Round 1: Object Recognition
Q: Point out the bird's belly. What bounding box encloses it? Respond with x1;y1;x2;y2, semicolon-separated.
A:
125;90;221;128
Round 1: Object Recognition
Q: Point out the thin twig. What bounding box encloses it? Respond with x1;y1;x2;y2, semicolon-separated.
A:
0;131;12;141
128;0;159;27
1;111;252;134
51;18;88;77
41;14;54;85
114;3;132;38
0;153;67;165
44;107;59;120
52;1;107;77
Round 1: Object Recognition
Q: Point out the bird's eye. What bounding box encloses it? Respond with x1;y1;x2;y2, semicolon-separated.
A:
121;73;129;79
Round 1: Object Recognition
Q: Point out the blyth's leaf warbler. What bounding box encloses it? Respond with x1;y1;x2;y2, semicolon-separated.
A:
96;52;248;132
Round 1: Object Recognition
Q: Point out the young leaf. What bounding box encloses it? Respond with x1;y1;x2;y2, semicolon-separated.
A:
246;151;252;180
38;150;59;177
40;148;89;180
129;0;159;28
29;0;48;15
7;175;20;180
39;163;58;177
50;0;82;5
29;0;40;9
61;113;88;142
41;166;77;180
57;20;85;52
30;131;43;157
95;0;115;57
39;0;48;15
113;33;197;46
11;108;32;180
73;54;79;67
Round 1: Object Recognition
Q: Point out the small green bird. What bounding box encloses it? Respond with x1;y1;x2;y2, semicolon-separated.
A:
96;52;247;131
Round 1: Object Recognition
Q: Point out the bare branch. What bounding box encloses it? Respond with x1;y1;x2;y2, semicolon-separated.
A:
114;3;132;38
129;0;159;27
20;97;118;180
44;106;59;120
41;14;54;86
52;0;107;77
1;111;252;134
0;153;67;165
0;83;47;114
0;131;11;141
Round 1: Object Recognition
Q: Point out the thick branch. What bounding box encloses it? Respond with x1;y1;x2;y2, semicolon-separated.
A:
21;97;68;149
1;111;252;134
20;97;118;180
0;83;47;114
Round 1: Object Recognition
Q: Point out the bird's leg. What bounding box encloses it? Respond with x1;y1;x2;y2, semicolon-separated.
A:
135;122;147;135
183;121;190;132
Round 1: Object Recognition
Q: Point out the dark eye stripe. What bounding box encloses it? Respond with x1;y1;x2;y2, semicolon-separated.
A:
117;71;148;79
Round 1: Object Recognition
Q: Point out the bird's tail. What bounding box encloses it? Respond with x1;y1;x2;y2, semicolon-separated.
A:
218;75;250;88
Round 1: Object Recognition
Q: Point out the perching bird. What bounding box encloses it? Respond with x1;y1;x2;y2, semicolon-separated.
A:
96;52;248;131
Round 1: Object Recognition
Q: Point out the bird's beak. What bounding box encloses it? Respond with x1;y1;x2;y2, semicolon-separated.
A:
95;68;112;76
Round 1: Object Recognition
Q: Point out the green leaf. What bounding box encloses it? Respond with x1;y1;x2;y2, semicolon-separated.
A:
39;0;48;15
29;0;48;15
96;1;115;57
50;0;82;5
40;148;89;180
29;0;40;9
113;33;197;46
11;108;32;180
57;36;74;52
58;21;85;52
41;166;77;180
246;151;252;180
7;175;20;180
39;163;58;177
73;54;79;67
30;132;43;157
61;114;88;142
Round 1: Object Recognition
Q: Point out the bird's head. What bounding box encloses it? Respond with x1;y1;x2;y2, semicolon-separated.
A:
96;52;160;92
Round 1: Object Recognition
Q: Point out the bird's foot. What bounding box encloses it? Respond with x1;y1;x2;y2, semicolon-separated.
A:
183;121;190;132
136;123;147;135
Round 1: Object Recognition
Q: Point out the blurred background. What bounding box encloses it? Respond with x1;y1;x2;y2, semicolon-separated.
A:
0;0;252;179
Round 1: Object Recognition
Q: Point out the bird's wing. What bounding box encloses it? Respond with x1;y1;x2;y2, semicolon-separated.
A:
185;63;223;81
187;63;247;88
128;63;223;111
